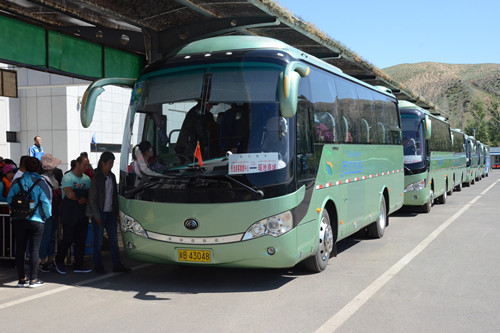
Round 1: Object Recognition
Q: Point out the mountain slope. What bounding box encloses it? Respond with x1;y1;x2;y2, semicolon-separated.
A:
383;63;500;130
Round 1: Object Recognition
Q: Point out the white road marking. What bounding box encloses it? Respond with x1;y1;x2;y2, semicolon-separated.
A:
0;263;151;310
315;179;500;333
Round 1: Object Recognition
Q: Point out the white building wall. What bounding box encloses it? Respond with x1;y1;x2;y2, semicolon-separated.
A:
1;66;131;178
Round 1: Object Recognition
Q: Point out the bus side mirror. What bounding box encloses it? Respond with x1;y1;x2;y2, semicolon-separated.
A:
81;78;136;128
423;115;432;140
279;61;310;118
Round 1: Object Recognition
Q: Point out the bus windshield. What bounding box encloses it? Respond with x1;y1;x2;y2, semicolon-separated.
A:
120;63;295;203
401;113;425;170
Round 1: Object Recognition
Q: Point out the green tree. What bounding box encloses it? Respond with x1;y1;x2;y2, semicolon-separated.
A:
464;100;490;144
487;100;500;146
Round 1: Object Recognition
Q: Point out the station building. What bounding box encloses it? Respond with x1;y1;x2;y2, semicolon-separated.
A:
0;64;130;175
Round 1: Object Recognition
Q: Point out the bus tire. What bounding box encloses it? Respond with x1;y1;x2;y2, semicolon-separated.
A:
421;197;432;213
454;182;462;192
367;196;387;238
304;209;334;273
437;190;447;204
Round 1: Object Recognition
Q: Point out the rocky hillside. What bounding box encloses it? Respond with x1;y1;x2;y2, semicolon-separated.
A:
383;63;500;130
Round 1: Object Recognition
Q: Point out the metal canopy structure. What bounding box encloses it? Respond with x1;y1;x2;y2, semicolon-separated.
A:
0;0;435;110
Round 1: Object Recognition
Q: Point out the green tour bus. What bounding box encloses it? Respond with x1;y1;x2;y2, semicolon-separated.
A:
449;128;467;192
484;145;490;176
400;101;456;213
81;35;404;272
477;141;486;179
464;135;479;186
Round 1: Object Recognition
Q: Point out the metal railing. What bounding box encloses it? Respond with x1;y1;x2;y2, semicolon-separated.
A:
1;202;94;262
0;202;14;259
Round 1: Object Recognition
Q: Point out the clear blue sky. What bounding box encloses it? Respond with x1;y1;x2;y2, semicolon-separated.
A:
279;0;500;68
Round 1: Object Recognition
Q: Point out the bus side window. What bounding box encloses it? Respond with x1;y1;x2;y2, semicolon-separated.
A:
342;116;352;142
315;111;336;143
360;119;370;143
296;101;316;180
375;97;388;144
387;101;401;144
356;85;376;143
335;77;359;143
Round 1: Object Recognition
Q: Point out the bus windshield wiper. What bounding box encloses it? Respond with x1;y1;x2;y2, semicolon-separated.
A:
404;166;413;175
124;178;159;197
224;175;264;199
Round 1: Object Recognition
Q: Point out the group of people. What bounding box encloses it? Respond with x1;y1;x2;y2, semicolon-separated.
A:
1;136;130;289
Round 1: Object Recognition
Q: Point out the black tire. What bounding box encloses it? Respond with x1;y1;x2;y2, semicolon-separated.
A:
437;190;447;204
367;196;387;238
421;197;432;213
304;210;334;273
454;181;462;192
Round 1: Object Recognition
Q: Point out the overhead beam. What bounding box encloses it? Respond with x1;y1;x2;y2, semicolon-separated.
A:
0;14;144;79
147;16;280;62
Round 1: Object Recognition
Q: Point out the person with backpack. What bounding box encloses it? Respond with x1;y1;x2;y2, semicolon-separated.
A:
7;157;52;288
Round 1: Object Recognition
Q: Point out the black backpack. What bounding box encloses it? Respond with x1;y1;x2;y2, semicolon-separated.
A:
9;177;42;219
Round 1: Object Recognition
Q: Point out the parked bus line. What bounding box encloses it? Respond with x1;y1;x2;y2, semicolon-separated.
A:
73;35;492;273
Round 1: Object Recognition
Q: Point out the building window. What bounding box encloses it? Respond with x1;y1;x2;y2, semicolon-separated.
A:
90;142;122;153
6;131;17;143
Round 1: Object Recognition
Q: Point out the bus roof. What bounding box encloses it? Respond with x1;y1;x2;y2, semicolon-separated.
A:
171;35;396;99
399;100;451;122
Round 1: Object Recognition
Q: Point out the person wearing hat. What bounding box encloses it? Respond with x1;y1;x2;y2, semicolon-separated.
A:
0;163;18;202
7;157;52;288
39;154;63;272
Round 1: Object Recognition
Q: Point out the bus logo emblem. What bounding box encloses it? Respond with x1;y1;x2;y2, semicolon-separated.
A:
184;219;199;230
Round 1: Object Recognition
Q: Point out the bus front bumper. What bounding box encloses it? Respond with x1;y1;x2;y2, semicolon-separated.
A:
120;224;313;269
403;176;431;206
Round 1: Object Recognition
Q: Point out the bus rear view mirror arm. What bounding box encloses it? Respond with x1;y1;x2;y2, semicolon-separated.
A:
279;61;310;118
81;78;136;128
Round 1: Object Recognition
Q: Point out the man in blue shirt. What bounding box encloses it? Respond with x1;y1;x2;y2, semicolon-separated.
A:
29;136;44;160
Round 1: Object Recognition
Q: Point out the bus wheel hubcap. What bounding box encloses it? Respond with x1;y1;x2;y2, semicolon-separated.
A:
319;217;334;260
378;204;386;229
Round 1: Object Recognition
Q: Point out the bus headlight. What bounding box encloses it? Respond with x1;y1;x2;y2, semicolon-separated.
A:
405;179;426;192
242;211;293;240
119;211;149;238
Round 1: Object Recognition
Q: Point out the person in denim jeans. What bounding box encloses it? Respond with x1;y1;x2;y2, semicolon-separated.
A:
7;157;52;288
88;151;130;273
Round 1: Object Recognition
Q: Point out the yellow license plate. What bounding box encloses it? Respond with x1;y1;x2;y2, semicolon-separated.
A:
177;249;211;262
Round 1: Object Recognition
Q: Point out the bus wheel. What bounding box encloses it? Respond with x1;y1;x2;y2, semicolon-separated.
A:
455;182;462;192
304;210;334;272
437;190;447;204
421;197;432;213
368;196;387;238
